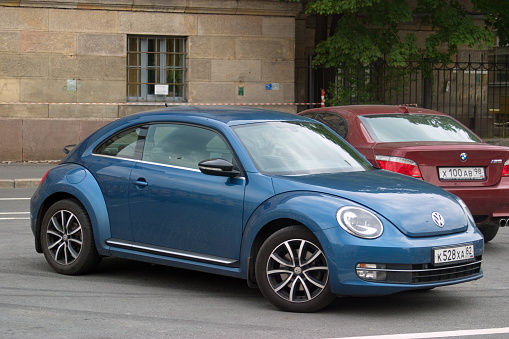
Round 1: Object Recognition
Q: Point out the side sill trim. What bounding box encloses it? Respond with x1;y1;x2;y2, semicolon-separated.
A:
105;239;239;268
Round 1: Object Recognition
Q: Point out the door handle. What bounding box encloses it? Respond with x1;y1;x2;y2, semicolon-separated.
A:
133;178;148;187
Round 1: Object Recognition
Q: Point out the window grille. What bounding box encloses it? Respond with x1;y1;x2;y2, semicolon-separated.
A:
127;36;186;102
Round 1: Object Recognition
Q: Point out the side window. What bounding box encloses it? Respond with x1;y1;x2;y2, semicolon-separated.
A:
95;126;146;159
142;124;233;169
300;112;317;119
315;112;349;139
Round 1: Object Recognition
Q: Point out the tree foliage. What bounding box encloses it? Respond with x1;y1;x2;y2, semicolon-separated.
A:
287;0;504;106
472;0;509;46
290;0;495;69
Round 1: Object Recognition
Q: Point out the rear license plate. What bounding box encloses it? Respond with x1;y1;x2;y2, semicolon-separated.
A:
433;244;474;265
438;167;485;180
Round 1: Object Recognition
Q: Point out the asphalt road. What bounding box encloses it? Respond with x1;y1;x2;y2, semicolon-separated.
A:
1;188;508;339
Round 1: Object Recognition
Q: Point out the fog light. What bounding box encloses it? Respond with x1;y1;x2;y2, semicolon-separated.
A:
356;263;387;282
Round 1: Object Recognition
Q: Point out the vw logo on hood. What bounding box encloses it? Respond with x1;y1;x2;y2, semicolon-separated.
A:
432;212;445;227
460;153;467;162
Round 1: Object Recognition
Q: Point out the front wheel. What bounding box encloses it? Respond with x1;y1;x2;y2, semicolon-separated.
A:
255;226;336;312
40;199;101;275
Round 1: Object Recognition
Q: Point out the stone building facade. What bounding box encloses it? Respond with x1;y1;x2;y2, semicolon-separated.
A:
1;0;498;161
0;0;301;161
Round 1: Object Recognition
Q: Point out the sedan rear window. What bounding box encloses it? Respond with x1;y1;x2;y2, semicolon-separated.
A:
359;114;482;143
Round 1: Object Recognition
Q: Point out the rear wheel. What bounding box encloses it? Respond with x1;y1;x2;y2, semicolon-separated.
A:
479;222;499;243
255;226;335;312
41;199;101;275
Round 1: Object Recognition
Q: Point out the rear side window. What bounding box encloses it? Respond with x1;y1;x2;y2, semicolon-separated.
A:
94;126;147;159
315;112;348;138
302;112;349;138
300;112;317;119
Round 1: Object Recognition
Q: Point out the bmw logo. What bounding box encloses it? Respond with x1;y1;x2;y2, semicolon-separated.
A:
460;153;467;162
432;212;445;227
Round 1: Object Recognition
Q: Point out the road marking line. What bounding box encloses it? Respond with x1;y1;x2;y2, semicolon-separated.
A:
333;327;509;339
0;198;31;200
0;212;29;215
0;217;30;220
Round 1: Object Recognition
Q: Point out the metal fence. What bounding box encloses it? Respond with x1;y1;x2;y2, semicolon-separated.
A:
310;58;509;138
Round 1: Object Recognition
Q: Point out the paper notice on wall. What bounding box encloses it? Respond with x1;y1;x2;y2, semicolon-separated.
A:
155;85;169;95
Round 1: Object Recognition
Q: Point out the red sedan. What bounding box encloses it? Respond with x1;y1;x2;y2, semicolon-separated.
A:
299;105;509;242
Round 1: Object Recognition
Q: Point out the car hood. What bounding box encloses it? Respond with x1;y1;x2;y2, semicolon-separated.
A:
271;170;468;237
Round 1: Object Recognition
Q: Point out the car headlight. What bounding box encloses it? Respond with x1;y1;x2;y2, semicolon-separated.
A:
336;206;383;239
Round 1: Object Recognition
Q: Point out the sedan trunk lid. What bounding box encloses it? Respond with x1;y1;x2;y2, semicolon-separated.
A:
372;142;509;188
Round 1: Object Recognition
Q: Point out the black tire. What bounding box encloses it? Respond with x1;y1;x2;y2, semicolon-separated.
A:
40;199;101;275
255;225;336;312
479;222;499;243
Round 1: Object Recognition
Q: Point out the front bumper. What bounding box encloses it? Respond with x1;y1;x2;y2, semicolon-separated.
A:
321;224;484;296
355;259;482;284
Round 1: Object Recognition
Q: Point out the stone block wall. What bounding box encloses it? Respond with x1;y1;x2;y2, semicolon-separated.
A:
0;0;301;161
0;118;114;161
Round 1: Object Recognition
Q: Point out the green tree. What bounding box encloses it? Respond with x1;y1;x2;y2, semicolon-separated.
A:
289;0;499;105
472;0;509;46
293;0;494;68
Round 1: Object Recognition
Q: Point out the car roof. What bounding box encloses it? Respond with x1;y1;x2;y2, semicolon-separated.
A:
123;105;312;126
301;105;447;117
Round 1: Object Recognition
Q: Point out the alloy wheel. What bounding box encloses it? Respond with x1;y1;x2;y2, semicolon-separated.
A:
45;209;83;265
266;238;329;303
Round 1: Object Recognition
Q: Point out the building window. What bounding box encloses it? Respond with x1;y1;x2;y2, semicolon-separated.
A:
127;36;186;102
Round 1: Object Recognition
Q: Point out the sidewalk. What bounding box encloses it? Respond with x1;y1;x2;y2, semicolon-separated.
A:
0;162;57;188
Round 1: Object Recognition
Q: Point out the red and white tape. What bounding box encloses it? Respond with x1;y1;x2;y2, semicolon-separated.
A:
0;102;322;106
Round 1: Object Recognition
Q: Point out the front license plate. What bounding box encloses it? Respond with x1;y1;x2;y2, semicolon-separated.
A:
438;167;485;180
433;244;474;265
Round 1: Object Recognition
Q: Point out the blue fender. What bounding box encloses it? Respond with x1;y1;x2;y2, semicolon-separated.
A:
33;164;112;256
239;191;358;279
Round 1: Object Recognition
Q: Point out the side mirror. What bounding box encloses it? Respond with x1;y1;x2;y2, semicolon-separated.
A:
198;158;240;178
63;144;77;154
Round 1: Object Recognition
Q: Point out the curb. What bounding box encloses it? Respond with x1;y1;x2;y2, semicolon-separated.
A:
0;179;40;189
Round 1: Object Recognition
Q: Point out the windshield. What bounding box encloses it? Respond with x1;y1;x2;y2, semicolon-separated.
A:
233;121;372;175
359;114;482;143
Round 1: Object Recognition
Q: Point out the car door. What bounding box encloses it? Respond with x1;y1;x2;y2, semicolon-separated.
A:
128;123;246;262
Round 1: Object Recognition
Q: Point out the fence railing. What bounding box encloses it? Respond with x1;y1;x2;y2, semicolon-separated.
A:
310;59;509;138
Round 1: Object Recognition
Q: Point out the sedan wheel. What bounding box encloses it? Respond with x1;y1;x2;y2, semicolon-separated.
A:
41;199;101;275
479;222;499;243
255;226;335;312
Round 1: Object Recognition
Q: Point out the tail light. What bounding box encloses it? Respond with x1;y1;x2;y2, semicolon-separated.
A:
503;160;509;177
375;155;422;178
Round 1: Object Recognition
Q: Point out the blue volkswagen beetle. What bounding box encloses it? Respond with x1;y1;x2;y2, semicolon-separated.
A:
31;106;483;312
